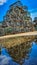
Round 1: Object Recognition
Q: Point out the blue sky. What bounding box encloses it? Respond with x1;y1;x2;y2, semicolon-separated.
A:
0;0;37;21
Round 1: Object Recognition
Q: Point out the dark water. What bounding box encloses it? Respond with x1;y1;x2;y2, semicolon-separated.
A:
0;42;37;65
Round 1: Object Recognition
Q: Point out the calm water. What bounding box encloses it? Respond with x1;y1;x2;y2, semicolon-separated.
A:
0;42;37;65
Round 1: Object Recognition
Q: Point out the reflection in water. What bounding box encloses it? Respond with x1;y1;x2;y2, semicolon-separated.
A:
7;41;32;65
0;41;37;65
0;47;1;55
0;55;12;65
35;36;37;43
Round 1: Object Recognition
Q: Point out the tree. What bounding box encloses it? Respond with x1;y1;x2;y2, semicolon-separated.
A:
33;17;37;30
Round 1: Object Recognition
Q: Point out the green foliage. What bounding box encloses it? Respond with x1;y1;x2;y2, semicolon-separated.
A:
0;28;5;36
4;27;13;34
35;26;37;30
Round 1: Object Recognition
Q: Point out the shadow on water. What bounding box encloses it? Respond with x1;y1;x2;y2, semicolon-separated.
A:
7;41;32;65
0;40;37;65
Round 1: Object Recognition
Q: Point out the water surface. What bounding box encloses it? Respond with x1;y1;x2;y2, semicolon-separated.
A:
0;42;37;65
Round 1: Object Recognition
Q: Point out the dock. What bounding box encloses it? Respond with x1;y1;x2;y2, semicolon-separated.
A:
0;31;37;40
0;31;37;48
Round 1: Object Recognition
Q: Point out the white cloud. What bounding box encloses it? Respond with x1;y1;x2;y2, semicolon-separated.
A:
29;8;37;13
29;8;37;20
0;0;7;5
31;12;37;20
0;55;12;65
